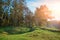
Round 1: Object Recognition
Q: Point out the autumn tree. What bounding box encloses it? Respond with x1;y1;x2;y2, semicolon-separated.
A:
35;5;52;26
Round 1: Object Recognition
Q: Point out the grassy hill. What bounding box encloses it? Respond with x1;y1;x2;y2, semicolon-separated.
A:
0;28;60;40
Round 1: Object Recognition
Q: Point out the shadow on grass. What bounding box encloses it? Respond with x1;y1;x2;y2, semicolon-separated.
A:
0;26;35;35
40;28;60;33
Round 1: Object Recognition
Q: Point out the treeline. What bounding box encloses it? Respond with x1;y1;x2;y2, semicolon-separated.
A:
0;0;52;27
0;0;33;28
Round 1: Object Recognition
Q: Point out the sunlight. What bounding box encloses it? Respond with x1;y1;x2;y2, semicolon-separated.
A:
49;3;60;20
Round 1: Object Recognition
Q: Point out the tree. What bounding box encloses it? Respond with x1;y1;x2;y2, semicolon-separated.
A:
9;0;26;26
35;5;52;26
25;8;33;27
0;0;34;27
24;7;34;31
0;0;4;26
2;0;11;26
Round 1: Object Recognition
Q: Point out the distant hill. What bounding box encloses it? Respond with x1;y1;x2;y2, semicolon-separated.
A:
47;20;60;29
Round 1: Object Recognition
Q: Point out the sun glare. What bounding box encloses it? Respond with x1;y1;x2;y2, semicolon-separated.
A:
49;3;60;20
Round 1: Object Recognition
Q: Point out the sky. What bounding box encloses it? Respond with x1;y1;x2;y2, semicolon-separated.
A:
26;0;60;13
26;0;60;20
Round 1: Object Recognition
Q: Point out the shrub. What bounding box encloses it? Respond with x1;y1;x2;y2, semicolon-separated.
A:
4;27;31;34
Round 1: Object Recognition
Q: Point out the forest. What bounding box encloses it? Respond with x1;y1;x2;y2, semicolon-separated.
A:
0;0;60;40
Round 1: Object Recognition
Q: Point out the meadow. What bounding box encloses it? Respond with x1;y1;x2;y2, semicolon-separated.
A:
0;27;60;40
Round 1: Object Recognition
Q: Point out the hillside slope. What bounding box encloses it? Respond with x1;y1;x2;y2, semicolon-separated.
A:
0;28;60;40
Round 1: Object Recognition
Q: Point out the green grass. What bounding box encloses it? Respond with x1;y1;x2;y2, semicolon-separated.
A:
0;28;60;40
0;27;32;34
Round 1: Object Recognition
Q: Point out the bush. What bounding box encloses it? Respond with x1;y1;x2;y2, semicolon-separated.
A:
0;26;35;34
4;27;31;34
